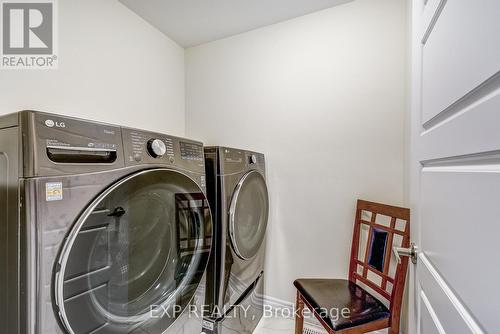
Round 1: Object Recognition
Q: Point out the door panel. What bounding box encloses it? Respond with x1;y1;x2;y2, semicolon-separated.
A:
419;291;444;334
419;92;500;162
421;171;499;333
411;0;500;333
422;0;500;124
418;256;478;334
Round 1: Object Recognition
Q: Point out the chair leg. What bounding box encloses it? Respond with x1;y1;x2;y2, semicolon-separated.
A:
388;324;399;334
295;292;304;334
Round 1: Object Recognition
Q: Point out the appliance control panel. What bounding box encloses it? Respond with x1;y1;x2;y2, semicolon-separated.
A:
123;129;175;163
25;111;207;179
180;141;204;162
121;127;205;174
218;147;266;176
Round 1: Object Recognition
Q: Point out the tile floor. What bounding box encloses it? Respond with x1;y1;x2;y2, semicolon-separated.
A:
253;317;388;334
254;317;295;334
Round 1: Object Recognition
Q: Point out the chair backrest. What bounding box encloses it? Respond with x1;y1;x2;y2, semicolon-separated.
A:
348;199;410;324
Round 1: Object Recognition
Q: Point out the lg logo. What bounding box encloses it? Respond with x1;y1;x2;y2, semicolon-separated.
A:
45;119;65;128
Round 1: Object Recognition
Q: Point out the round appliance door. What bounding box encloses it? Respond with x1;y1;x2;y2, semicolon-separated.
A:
228;170;269;260
54;169;212;334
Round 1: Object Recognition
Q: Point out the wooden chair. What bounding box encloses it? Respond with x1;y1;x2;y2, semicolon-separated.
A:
294;200;410;334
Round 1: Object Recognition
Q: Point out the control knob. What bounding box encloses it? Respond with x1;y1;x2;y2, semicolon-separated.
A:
147;139;167;158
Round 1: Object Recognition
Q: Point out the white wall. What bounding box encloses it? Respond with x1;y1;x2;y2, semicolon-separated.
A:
0;0;185;135
186;0;408;303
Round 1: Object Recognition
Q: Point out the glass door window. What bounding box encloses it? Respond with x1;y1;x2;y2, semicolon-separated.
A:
229;170;269;260
54;169;212;334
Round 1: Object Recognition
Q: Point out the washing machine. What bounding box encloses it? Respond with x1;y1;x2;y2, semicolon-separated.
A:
203;147;269;334
0;111;212;334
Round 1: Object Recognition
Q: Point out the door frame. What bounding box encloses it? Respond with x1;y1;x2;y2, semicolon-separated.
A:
408;0;423;333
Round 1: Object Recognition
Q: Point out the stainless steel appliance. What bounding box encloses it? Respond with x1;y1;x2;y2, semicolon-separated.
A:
203;147;269;334
0;111;212;334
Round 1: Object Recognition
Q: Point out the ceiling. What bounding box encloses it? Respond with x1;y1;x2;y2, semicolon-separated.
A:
119;0;354;48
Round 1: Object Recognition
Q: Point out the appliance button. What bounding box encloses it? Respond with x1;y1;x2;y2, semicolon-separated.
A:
147;139;167;158
249;154;257;164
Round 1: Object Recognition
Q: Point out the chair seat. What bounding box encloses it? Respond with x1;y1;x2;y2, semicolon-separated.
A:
294;278;390;332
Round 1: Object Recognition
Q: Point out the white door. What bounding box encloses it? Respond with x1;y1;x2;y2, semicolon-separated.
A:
409;0;500;333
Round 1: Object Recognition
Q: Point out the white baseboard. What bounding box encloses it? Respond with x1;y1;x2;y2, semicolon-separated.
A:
261;294;294;311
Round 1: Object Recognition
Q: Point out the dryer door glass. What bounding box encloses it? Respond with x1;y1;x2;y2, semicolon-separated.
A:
54;169;212;334
229;170;269;260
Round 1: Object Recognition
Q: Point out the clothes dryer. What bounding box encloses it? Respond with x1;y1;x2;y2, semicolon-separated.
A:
203;147;269;334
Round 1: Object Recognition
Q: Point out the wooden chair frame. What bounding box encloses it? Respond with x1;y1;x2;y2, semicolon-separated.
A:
295;199;410;334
